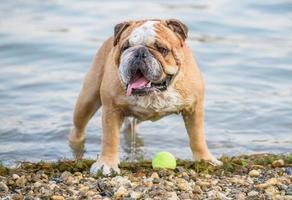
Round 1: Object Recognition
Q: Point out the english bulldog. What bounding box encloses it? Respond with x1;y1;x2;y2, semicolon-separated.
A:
69;19;221;175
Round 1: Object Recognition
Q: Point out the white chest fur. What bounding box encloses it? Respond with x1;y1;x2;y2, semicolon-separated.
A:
127;88;183;120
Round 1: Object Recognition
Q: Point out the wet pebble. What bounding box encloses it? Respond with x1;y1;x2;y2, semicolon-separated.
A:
247;190;259;197
272;159;285;168
285;167;292;175
50;195;65;200
0;182;9;194
114;186;127;198
248;170;260;177
130;191;143;199
11;193;24;200
12;174;20;180
15;176;27;188
286;185;292;195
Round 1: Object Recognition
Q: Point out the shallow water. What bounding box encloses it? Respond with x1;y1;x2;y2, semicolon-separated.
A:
0;0;292;165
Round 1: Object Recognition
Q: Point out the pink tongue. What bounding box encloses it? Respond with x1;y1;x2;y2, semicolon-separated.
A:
127;72;150;96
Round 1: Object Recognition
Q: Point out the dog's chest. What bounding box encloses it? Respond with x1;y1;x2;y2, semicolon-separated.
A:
126;88;184;121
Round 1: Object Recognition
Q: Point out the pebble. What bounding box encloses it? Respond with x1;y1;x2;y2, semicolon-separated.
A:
0;182;9;193
272;159;285;168
285;167;292;175
265;186;279;196
114;186;127;198
193;185;203;194
207;190;231;200
176;178;191;191
196;180;211;187
150;172;159;179
130;191;143;199
33;181;42;188
286;186;292;195
16;176;27;188
11;193;24;200
79;185;89;195
60;171;72;181
50;195;65;200
249;169;260;177
256;178;278;189
12;174;20;180
167;191;179;200
247;190;259;197
235;192;246;200
86;190;96;197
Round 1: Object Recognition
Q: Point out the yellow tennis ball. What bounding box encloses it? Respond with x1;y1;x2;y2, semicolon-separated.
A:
152;151;176;169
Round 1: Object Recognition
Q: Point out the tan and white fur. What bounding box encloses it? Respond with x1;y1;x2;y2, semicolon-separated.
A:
69;19;221;175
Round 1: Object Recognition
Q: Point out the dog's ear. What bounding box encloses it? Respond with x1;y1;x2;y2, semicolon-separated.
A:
113;22;130;46
166;19;188;41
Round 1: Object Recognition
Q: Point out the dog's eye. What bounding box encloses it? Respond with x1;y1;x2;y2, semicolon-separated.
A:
157;46;169;57
121;41;130;52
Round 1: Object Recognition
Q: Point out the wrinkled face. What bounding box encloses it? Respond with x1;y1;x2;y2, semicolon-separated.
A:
115;19;188;96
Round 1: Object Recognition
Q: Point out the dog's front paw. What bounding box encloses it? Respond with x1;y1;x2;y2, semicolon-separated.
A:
208;158;223;166
194;153;223;166
90;159;120;176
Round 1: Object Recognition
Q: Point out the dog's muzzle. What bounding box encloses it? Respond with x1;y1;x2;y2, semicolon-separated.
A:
119;45;173;96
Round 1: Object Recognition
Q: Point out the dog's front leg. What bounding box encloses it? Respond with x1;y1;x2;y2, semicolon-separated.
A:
182;100;222;166
90;107;124;175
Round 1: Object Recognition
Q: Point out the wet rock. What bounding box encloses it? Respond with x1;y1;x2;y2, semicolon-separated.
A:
196;180;211;187
150;172;159;179
40;185;53;197
286;185;292;195
86;190;96;197
152;178;160;184
24;196;35;200
175;167;185;173
130;191;143;199
285;167;292;175
256;178;278;189
176;178;191;191
272;159;285;168
114;186;127;198
207;190;230;200
79;185;89;195
235;192;245;200
0;182;9;194
247;190;259;197
143;179;153;188
180;192;191;199
33;181;42;188
248;170;260;177
111;176;131;188
12;174;20;180
15;176;27;188
265;186;279;196
41;173;48;181
11;193;24;200
60;171;72;182
51;195;65;200
193;185;203;194
166;191;179;200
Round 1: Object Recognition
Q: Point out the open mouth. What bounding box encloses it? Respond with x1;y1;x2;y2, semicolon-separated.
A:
126;70;172;96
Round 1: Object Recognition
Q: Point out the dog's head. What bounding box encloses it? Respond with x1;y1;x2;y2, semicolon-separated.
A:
113;19;188;96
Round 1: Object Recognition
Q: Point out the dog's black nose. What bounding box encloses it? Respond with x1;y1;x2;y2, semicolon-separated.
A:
134;46;149;60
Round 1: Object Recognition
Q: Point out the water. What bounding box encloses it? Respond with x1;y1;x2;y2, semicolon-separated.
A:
0;0;292;165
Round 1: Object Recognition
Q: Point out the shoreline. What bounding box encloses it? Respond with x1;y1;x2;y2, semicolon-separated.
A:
0;153;291;199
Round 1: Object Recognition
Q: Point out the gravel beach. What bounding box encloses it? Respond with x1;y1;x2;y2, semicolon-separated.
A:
0;154;292;200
